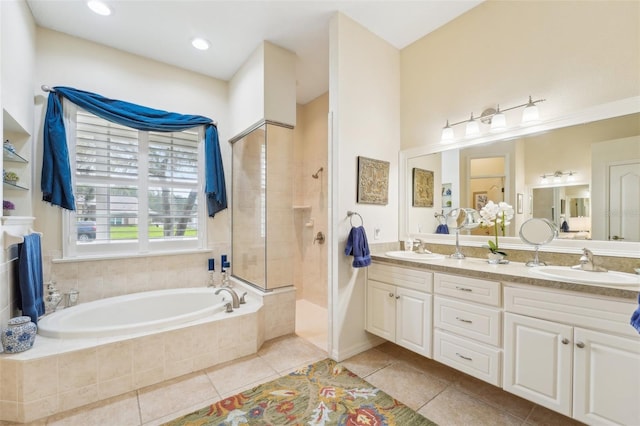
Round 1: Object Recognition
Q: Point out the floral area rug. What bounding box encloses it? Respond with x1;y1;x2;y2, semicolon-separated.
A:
163;358;436;425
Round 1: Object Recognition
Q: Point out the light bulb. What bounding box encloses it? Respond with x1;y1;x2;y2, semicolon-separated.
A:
490;105;506;132
465;113;480;137
567;172;575;182
441;121;454;143
191;38;210;50
522;96;539;123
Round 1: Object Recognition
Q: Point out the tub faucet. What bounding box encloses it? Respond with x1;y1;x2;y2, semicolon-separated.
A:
215;287;240;309
573;248;608;272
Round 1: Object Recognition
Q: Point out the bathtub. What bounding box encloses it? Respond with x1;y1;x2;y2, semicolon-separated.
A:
38;287;241;339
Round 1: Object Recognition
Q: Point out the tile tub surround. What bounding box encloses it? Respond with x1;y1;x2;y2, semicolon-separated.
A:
0;284;296;423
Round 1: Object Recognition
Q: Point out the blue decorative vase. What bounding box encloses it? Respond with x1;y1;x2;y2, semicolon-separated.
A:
1;316;37;353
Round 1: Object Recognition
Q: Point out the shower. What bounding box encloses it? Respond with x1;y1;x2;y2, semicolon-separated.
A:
312;167;324;179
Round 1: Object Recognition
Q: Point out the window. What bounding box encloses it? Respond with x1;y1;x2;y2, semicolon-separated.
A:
64;105;205;258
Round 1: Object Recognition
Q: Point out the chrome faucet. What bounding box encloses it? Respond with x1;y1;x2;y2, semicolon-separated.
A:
413;238;432;254
573;248;608;272
215;287;240;309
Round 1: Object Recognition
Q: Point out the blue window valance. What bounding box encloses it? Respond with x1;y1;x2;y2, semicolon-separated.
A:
42;86;227;217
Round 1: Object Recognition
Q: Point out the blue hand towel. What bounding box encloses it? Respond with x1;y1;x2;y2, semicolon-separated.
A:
435;224;449;234
344;226;371;268
16;234;45;325
631;293;640;334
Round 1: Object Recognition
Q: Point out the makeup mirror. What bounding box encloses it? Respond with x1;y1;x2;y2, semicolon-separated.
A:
448;208;481;259
519;218;559;266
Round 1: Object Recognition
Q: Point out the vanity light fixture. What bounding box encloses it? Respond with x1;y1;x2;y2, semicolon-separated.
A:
440;95;546;143
87;0;111;16
540;170;576;184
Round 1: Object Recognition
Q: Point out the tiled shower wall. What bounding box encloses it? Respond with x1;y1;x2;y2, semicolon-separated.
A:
293;93;329;307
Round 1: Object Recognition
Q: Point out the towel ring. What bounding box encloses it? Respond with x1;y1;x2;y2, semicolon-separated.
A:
347;211;364;227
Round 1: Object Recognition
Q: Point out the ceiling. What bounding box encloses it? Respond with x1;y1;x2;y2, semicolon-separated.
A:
26;0;482;105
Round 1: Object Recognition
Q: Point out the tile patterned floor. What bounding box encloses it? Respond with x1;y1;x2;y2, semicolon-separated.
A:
2;334;585;426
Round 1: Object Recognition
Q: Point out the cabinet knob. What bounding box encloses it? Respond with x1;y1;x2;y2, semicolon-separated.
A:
388;293;394;297
561;338;569;345
395;295;400;299
576;341;585;349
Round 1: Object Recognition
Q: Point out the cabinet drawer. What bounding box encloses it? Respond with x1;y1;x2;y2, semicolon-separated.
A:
369;262;433;292
433;329;502;386
434;273;501;306
434;296;502;346
504;285;638;337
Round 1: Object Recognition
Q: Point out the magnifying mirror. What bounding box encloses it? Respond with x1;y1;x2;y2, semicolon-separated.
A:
519;218;558;266
448;208;481;259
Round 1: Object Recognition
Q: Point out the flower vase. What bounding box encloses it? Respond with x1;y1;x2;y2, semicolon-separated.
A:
487;252;505;264
1;316;37;353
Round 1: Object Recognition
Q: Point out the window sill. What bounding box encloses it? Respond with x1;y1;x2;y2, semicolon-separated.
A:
52;248;212;264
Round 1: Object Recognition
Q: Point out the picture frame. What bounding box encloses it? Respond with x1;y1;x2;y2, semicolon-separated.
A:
412;168;434;207
517;193;524;214
357;156;389;205
473;191;488;211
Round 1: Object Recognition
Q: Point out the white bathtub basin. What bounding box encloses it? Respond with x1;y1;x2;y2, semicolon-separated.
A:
530;266;640;286
385;251;445;261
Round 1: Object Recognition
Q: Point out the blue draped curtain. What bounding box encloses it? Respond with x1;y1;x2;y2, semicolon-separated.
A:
42;86;227;217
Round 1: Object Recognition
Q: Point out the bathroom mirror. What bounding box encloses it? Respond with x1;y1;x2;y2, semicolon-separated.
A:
399;100;640;257
519;218;558;266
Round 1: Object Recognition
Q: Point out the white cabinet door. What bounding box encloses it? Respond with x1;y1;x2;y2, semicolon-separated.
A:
573;327;640;426
504;313;573;416
366;280;396;341
396;287;432;357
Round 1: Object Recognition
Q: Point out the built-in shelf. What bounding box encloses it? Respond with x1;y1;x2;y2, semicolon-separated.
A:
3;147;28;163
3;180;28;191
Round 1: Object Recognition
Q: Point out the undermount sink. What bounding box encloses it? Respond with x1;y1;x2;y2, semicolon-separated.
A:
384;251;445;261
531;266;640;286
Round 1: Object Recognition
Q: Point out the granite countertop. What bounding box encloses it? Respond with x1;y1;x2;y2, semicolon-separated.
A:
370;252;640;301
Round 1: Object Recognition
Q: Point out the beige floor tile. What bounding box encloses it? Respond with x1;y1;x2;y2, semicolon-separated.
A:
418;386;523;426
365;360;449;410
140;395;221;426
341;347;395;378
137;372;218;424
454;374;534;420
205;354;278;396
257;334;327;373
524;405;585;426
45;392;140;426
217;373;280;400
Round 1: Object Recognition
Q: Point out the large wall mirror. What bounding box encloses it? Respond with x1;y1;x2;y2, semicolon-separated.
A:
399;98;640;257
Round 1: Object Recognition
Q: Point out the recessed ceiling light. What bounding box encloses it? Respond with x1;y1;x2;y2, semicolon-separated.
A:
87;0;111;16
191;38;210;51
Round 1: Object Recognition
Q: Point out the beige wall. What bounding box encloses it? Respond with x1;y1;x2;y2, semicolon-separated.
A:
401;1;640;151
330;13;401;360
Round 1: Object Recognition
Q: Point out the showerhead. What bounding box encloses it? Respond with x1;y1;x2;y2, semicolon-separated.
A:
312;167;324;179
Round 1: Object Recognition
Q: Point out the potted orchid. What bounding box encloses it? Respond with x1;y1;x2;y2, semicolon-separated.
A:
3;200;15;216
478;200;514;263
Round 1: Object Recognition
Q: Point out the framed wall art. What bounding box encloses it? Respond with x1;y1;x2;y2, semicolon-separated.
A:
412;168;434;207
473;191;488;211
357;156;389;205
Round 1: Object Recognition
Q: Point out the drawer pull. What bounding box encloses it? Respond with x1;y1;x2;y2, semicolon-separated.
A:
455;286;473;292
561;338;569;345
388;293;394;297
456;317;473;324
455;352;473;361
395;295;400;299
576;341;585;349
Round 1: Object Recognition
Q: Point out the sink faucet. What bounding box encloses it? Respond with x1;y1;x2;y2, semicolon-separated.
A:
413;238;432;254
573;248;608;272
215;287;240;309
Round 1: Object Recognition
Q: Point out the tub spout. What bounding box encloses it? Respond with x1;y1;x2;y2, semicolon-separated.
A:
215;287;240;309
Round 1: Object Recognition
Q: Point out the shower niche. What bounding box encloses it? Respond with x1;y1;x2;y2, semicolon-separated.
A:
231;122;294;290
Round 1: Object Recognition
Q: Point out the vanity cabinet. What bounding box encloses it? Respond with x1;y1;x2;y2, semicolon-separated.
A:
366;263;433;357
432;273;503;386
504;285;640;425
